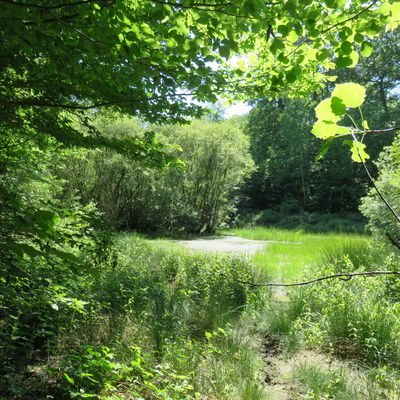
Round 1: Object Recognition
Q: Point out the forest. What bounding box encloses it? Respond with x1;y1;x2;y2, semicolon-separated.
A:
1;0;400;399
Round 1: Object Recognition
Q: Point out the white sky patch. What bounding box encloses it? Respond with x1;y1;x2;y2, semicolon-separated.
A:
224;102;252;118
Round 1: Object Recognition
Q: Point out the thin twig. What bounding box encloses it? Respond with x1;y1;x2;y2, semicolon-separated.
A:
387;233;400;250
286;0;378;57
351;131;400;224
363;127;400;135
0;0;103;9
222;271;400;287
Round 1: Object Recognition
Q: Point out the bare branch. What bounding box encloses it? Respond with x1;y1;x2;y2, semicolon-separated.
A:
351;131;400;224
0;0;105;9
4;92;195;110
364;127;400;134
222;271;400;288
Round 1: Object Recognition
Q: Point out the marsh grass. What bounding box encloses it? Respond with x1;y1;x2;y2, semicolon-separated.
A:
225;226;400;397
292;362;363;399
225;227;369;282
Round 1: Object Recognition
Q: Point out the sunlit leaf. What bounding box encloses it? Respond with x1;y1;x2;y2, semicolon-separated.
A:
315;98;341;122
361;41;374;57
332;83;366;108
343;140;370;163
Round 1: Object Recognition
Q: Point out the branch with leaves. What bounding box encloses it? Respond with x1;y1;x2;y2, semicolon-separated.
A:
312;81;400;250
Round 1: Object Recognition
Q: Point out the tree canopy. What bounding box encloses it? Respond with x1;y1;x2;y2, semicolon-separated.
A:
2;0;400;141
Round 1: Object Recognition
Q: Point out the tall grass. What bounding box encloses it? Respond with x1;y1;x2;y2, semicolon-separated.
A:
227;226;400;396
53;234;270;400
225;227;369;282
292;362;363;399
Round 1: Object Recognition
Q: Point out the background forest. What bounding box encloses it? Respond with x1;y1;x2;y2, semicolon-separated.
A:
2;0;400;399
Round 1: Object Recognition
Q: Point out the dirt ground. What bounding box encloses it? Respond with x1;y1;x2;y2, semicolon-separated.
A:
176;235;270;255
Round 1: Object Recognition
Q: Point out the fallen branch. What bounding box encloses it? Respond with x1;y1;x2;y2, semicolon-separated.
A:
223;270;400;287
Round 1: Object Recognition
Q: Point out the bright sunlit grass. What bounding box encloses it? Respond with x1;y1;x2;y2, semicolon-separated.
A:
222;227;369;283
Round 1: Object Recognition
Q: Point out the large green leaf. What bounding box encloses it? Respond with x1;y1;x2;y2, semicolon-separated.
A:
311;121;351;139
315;98;341;122
332;83;366;108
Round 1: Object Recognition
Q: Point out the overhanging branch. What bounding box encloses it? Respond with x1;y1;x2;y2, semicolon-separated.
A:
222;271;400;287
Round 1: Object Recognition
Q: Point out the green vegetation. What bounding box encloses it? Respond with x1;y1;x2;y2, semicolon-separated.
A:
2;0;400;398
292;362;363;399
249;234;400;397
60;117;253;233
225;227;368;281
2;235;268;398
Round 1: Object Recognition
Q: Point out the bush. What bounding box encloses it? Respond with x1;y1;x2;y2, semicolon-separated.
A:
360;132;400;245
102;236;256;346
288;247;400;367
60;117;254;233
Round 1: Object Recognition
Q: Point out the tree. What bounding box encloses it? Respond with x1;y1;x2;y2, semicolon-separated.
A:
59;117;254;233
1;0;399;149
242;28;400;214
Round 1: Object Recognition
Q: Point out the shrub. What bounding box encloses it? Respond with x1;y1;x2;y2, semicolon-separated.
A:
289;250;400;367
59;117;254;233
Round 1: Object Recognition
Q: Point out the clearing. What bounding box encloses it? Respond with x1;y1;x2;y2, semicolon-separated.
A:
176;235;274;255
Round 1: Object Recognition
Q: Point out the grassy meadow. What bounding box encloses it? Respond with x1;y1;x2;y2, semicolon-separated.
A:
217;226;400;398
5;224;400;399
223;227;369;282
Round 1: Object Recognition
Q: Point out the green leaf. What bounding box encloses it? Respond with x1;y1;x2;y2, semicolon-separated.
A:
51;303;59;311
315;98;341;122
277;24;289;36
285;70;297;83
343;140;370;163
354;33;364;43
361;41;373;57
332;83;366;108
64;373;75;385
314;137;334;162
312;122;351;139
270;38;285;54
336;55;353;68
220;45;230;59
316;48;330;61
340;41;353;55
331;97;346;116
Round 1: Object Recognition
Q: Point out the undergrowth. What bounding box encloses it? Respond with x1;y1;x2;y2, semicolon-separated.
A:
2;234;269;399
259;236;400;397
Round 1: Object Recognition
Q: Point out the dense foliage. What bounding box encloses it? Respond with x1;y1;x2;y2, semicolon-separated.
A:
1;235;264;398
59;117;253;233
2;0;400;398
361;132;400;245
242;29;400;215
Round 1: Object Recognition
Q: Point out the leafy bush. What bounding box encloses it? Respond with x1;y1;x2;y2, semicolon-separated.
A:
59;117;254;233
0;135;116;395
288;249;400;367
360;132;400;245
102;236;256;346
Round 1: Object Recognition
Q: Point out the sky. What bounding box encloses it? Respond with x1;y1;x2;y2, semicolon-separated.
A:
224;102;252;118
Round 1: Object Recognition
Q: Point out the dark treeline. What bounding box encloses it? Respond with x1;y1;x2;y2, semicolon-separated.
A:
241;29;400;216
